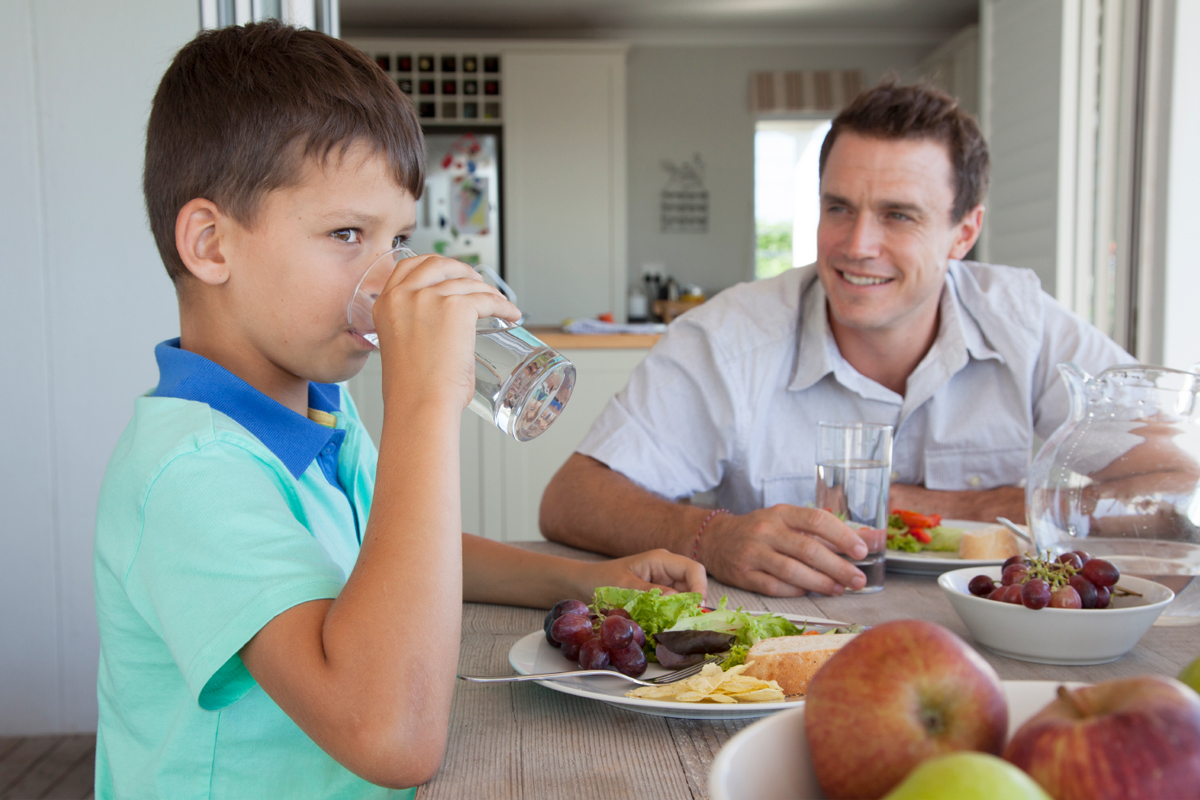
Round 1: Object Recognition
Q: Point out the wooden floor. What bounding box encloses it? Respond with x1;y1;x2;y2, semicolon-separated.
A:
0;737;94;800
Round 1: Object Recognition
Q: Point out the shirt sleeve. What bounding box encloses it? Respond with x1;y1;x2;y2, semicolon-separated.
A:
1031;293;1136;439
124;440;347;710
576;318;739;501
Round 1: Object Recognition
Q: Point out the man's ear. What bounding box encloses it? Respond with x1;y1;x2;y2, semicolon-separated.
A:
175;198;230;285
949;204;985;260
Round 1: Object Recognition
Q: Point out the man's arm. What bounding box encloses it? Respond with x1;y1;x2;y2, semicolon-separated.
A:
540;454;871;597
888;483;1026;523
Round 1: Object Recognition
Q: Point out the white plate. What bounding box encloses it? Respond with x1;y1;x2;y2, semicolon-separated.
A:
939;566;1174;665
886;519;1029;576
709;680;1083;800
506;613;850;720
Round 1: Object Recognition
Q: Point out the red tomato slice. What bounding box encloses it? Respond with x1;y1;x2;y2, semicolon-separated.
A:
896;509;941;530
909;527;933;544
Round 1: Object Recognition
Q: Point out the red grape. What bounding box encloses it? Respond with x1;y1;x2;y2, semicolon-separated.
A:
579;637;610;670
1068;575;1098;609
561;641;582;661
1049;586;1082;609
988;587;1006;602
1094;585;1112;609
999;584;1024;604
600;616;634;651
1002;555;1029;570
1080;558;1119;588
545;599;588;645
1021;578;1051;609
550;613;594;647
1001;564;1029;586
1057;552;1084;571
1071;550;1093;565
603;607;632;620
610;643;648;677
630;621;646;648
969;574;996;597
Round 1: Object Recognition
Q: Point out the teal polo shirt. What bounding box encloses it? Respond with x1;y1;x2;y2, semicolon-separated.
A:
94;339;414;800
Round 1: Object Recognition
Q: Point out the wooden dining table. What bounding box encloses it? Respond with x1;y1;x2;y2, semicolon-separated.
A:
420;541;1200;800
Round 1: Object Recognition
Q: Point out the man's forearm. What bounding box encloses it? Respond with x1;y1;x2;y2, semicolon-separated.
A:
888;483;1026;523
539;453;711;557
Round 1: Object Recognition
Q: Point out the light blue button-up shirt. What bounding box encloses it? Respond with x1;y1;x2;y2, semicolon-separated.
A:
578;261;1133;514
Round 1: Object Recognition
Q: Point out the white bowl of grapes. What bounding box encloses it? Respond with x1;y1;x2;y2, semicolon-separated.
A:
938;552;1175;665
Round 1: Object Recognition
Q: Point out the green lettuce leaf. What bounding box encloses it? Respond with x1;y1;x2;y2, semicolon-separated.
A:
720;644;749;670
590;587;704;639
665;597;804;648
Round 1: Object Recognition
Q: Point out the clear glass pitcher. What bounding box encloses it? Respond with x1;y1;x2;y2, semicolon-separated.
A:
1026;363;1200;624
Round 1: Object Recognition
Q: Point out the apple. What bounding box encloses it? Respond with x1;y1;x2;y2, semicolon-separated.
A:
1004;676;1200;800
1180;652;1200;696
805;620;1008;800
883;752;1051;800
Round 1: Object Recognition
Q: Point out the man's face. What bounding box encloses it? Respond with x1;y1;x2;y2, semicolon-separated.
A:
219;141;416;385
815;132;981;335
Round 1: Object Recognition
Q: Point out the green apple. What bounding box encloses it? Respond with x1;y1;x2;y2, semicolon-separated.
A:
884;753;1051;800
1180;653;1200;695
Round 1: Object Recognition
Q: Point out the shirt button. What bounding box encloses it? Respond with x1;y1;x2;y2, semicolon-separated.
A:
968;475;983;488
889;470;899;481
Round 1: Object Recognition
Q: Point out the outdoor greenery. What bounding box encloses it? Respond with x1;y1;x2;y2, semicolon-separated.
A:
755;223;794;279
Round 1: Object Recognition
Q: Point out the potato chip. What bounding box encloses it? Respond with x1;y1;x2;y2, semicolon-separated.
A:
625;662;786;703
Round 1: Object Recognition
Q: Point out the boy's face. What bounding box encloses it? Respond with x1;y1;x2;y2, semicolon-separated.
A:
219;142;416;386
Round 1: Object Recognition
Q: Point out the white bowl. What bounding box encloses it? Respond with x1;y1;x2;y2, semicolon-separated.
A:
938;566;1173;665
709;680;1083;800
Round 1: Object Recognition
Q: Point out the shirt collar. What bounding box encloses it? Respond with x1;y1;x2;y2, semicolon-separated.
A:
787;261;1004;406
152;338;343;479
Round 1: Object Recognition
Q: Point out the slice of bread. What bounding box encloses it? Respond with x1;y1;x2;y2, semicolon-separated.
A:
741;633;859;696
957;524;1024;561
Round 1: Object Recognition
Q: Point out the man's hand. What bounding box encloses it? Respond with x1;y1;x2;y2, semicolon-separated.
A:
888;483;1026;523
573;549;708;600
696;506;869;597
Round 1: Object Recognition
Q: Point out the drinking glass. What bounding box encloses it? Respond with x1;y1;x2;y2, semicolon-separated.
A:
816;421;894;593
348;248;576;442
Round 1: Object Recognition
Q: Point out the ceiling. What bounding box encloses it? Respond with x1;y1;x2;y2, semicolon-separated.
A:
340;0;979;41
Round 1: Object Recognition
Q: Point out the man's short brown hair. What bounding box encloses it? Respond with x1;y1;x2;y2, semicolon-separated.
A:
144;21;424;282
818;79;988;222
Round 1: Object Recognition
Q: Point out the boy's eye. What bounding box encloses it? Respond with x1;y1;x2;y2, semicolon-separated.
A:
331;229;361;244
392;235;408;250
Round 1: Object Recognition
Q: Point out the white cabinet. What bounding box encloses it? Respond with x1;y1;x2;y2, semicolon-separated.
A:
346;346;650;541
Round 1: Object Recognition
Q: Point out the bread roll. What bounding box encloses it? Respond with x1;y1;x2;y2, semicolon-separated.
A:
741;633;859;696
957;524;1023;561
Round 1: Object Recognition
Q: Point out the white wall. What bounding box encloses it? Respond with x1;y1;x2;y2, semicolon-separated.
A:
625;40;936;296
1160;0;1200;371
1;0;194;734
979;0;1069;292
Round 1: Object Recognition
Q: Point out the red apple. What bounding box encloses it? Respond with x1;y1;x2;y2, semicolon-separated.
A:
1004;676;1200;800
805;620;1008;800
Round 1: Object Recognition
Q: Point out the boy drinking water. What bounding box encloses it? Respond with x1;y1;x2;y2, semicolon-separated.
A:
94;22;704;799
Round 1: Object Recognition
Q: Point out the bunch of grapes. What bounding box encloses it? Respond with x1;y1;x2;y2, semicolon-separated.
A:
542;599;649;677
967;551;1123;610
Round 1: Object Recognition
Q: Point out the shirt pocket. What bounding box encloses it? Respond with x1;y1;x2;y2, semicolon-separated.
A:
761;469;818;509
923;445;1030;491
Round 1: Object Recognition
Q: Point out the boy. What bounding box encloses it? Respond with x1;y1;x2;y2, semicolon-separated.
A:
94;21;705;800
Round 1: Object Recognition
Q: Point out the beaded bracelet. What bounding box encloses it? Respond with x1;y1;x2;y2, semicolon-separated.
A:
692;508;731;561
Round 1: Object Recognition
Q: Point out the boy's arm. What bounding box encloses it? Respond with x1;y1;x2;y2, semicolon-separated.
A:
461;533;707;608
239;255;518;790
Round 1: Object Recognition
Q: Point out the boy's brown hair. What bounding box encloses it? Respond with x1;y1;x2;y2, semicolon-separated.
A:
145;21;424;283
819;78;988;223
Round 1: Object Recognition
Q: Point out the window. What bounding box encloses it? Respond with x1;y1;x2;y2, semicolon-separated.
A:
754;119;831;280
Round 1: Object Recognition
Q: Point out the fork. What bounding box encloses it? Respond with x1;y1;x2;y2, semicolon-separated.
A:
457;655;723;687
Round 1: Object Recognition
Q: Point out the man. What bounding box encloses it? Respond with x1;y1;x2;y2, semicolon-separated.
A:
540;80;1132;597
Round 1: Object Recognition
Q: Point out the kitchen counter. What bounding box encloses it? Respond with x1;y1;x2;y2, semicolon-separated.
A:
528;326;662;350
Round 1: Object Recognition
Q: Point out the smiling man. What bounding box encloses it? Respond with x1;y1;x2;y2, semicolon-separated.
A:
540;80;1132;597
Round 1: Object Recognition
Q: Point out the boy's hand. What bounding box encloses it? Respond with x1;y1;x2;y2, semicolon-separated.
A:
371;253;521;410
575;549;707;600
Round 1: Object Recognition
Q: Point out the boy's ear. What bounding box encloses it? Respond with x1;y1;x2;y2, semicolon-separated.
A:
175;198;230;285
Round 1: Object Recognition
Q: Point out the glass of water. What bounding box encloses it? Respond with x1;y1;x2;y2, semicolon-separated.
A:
816;421;894;593
348;247;576;442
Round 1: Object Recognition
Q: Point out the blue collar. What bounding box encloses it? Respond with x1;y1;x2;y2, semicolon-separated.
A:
152;338;343;479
